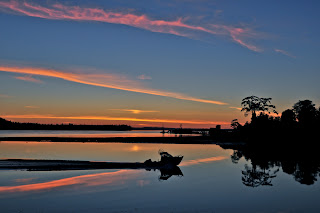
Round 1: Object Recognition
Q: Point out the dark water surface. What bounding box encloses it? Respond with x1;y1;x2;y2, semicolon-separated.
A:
0;141;319;213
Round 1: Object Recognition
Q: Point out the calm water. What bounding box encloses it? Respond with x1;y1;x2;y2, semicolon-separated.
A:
0;141;320;213
0;130;187;137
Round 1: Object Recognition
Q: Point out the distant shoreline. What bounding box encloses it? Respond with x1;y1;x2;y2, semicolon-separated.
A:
0;136;222;144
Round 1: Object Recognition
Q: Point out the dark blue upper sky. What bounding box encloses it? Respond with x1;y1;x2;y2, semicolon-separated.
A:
0;0;319;127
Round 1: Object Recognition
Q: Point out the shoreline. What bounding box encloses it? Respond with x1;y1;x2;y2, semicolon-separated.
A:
0;136;221;144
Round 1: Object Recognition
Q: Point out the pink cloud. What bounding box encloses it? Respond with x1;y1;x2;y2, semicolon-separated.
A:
274;49;296;58
109;109;159;114
137;74;152;80
0;0;262;52
14;75;43;83
0;94;11;98
24;105;40;109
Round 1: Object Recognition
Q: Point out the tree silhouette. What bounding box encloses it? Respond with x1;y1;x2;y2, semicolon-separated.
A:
241;96;277;120
231;119;241;129
293;100;317;128
281;109;296;127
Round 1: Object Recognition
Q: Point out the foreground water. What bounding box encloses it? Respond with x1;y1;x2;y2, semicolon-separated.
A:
0;141;320;213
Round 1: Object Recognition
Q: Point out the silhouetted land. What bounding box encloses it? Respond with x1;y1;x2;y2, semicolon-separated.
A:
0;118;206;133
0;118;131;130
0;136;214;144
215;97;320;187
211;97;320;144
1;98;319;146
0;159;183;181
0;117;214;143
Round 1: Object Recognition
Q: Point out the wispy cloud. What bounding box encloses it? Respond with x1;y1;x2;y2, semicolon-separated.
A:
1;114;230;125
229;106;242;110
109;109;159;114
0;0;262;52
274;49;296;58
0;65;227;105
137;75;152;80
0;94;11;98
24;105;39;109
14;75;43;83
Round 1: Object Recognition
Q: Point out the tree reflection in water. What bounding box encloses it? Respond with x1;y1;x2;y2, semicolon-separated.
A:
224;145;320;187
241;164;279;187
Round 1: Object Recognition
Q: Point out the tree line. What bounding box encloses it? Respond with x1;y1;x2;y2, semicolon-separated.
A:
0;118;132;131
230;96;320;143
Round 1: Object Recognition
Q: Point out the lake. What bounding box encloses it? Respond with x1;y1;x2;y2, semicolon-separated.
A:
0;130;182;138
0;138;320;212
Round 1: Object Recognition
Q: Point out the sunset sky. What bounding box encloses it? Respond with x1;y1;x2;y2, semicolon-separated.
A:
0;0;319;128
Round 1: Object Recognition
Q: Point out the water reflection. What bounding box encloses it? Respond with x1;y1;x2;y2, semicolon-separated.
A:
0;153;233;194
158;166;183;181
221;144;320;187
0;130;178;138
0;170;140;194
180;156;227;167
241;164;279;187
0;166;184;195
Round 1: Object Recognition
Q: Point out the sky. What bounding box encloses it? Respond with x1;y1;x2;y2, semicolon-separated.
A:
0;0;319;128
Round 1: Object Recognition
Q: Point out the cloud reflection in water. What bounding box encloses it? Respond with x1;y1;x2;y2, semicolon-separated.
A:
0;170;141;194
0;155;226;194
180;156;227;167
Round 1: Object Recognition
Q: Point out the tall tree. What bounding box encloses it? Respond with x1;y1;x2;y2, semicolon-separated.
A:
241;96;277;120
281;109;297;128
293;100;316;127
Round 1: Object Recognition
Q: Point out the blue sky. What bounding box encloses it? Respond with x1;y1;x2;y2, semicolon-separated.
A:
0;0;319;127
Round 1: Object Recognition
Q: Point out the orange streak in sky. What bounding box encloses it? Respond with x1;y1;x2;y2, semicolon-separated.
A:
1;114;231;125
229;107;242;110
180;156;227;166
0;0;261;51
0;170;140;193
109;109;159;114
24;105;40;109
0;65;227;105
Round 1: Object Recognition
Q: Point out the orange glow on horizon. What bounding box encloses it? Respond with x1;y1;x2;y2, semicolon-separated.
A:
1;114;230;126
